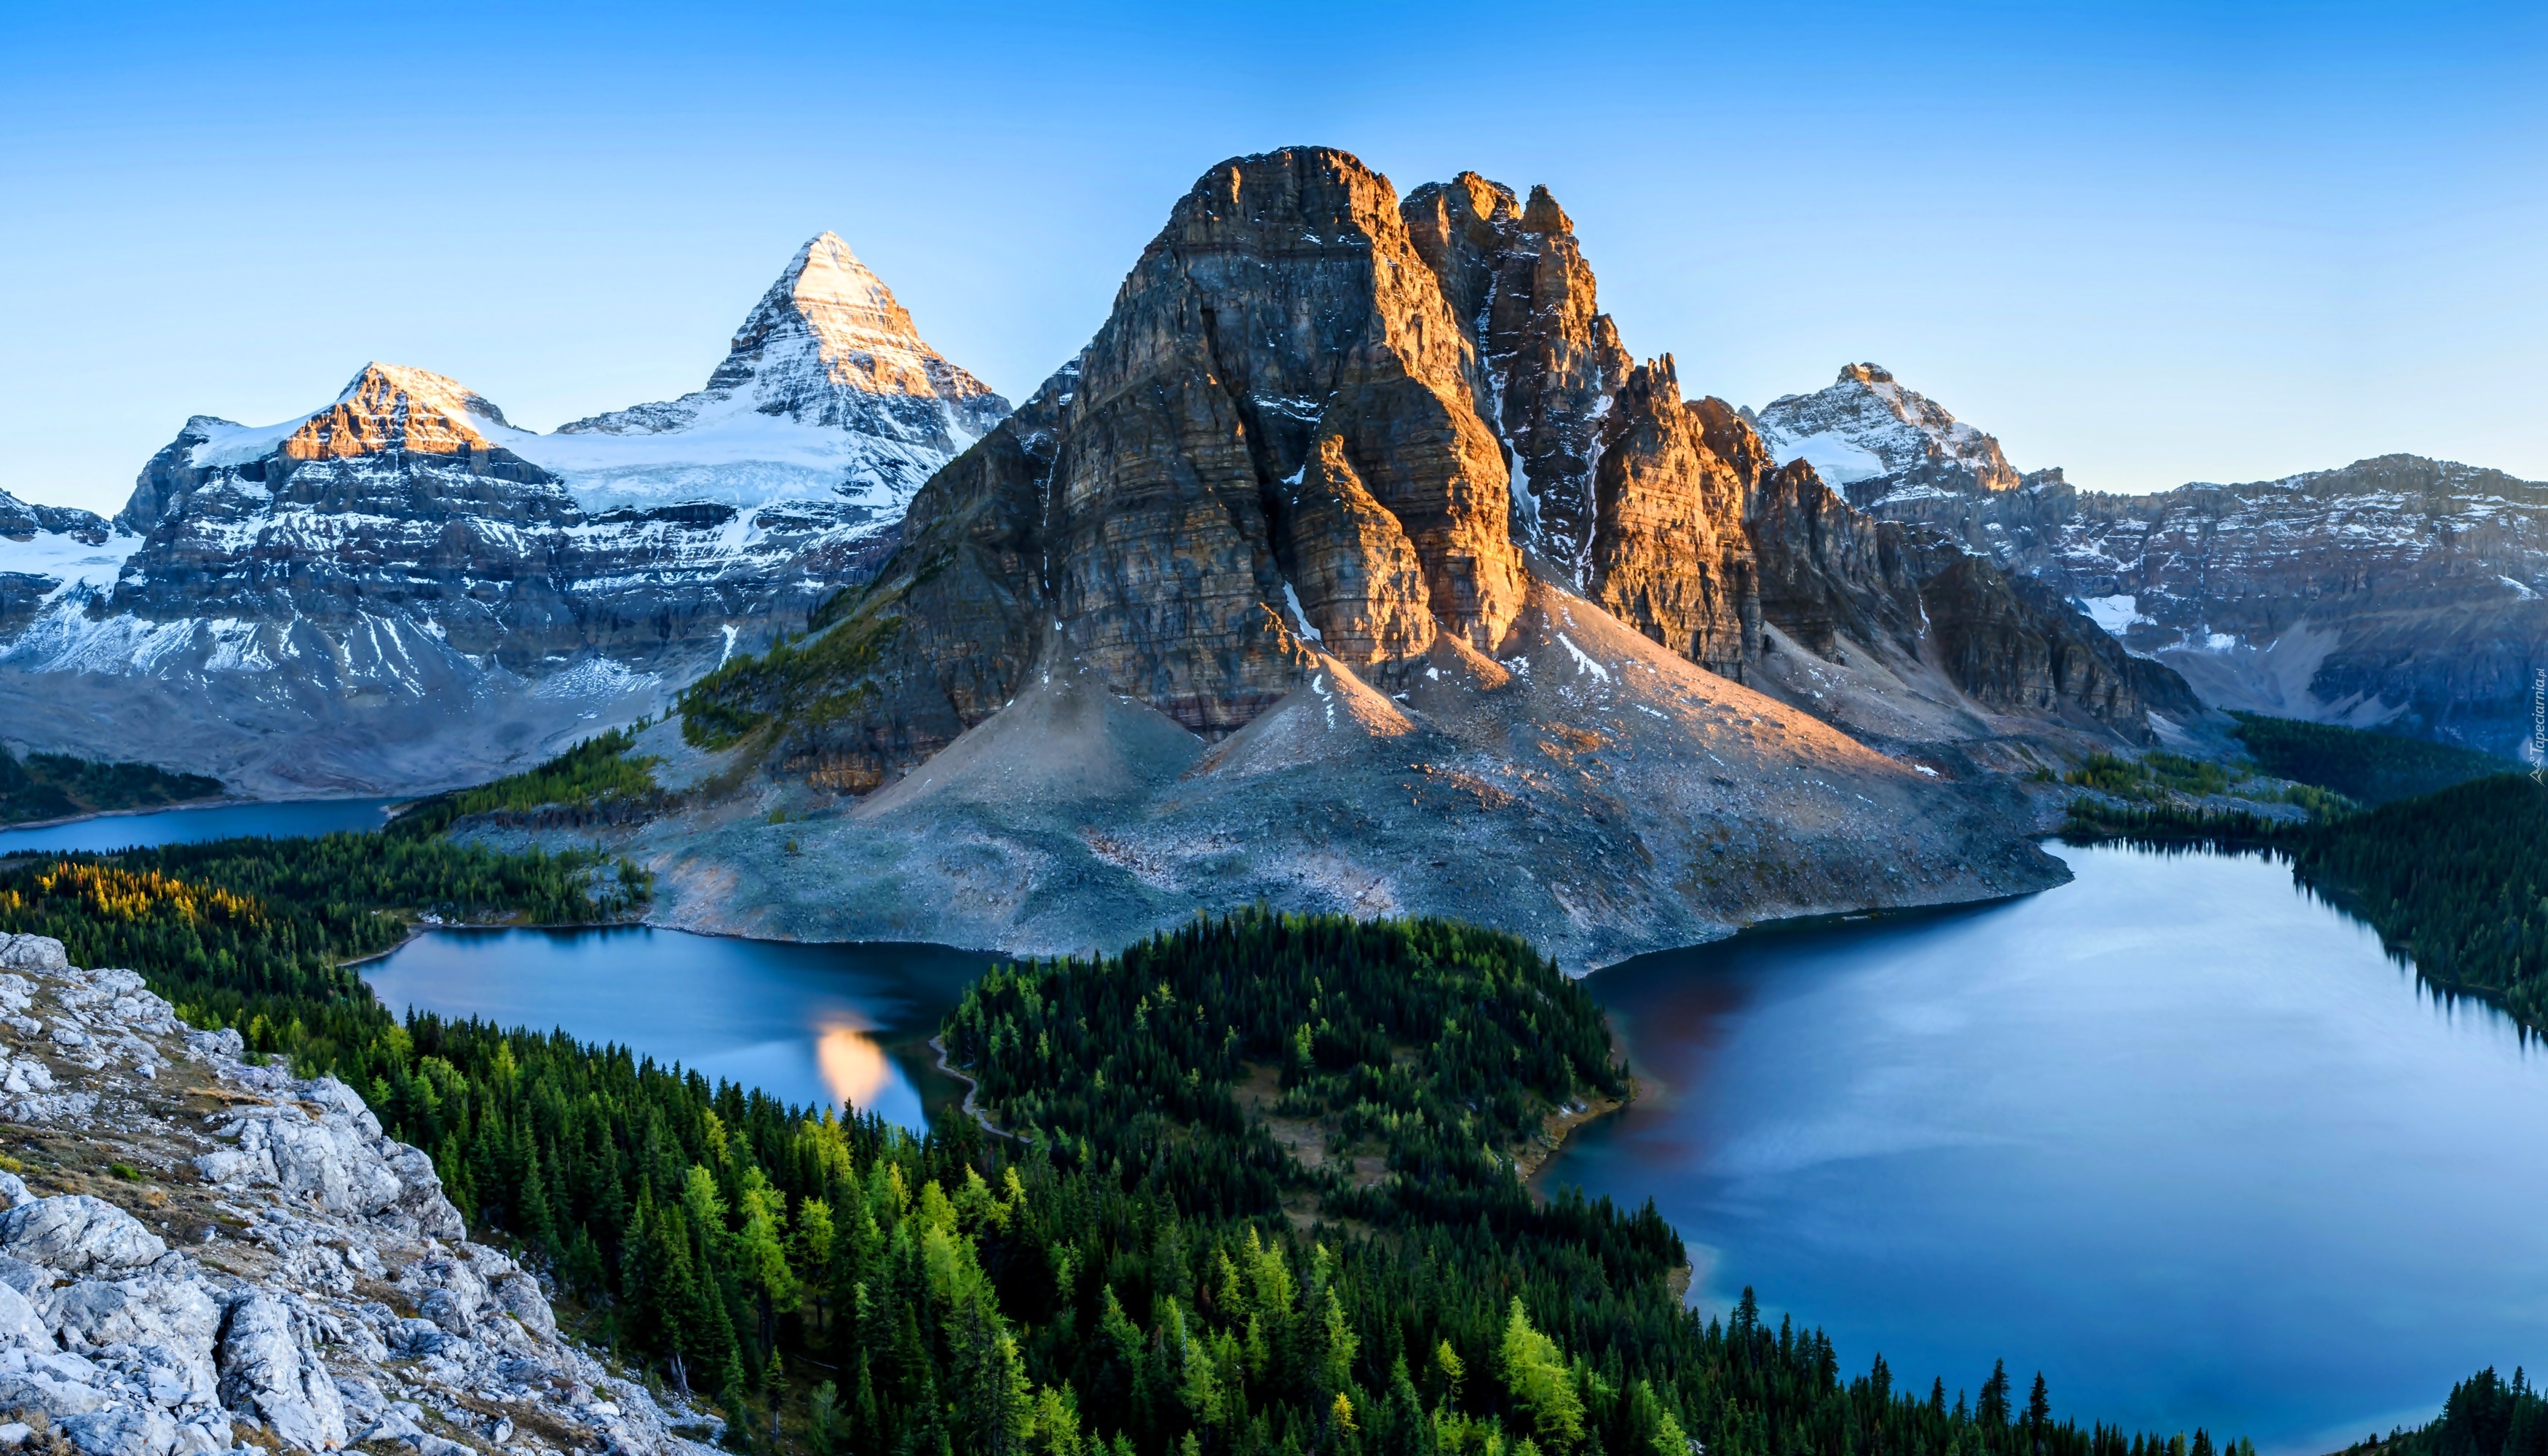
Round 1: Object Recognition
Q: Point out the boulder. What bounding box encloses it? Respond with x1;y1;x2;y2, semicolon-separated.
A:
213;1294;346;1452
0;1280;48;1346
202;1093;459;1240
50;1270;219;1406
0;1347;119;1413
493;1273;555;1338
414;1289;473;1340
0;1198;167;1276
0;938;68;975
55;1404;176;1456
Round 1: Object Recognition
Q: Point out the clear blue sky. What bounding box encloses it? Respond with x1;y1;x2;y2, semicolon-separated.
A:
4;1;2543;515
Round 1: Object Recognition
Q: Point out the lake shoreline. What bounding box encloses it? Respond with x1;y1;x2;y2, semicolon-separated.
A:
0;794;239;834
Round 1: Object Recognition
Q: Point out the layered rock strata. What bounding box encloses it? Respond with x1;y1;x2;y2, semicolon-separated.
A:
1751;363;2548;754
0;235;1010;794
0;932;714;1456
696;147;2183;807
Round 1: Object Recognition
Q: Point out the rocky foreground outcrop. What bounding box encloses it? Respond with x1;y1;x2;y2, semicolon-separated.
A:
0;932;714;1456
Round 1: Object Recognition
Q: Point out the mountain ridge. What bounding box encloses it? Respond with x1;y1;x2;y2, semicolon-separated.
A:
628;146;2182;965
1749;365;2548;759
0;236;1010;795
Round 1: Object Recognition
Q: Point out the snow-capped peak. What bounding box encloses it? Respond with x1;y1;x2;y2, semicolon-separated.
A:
559;231;1009;448
183;363;524;470
1746;363;2022;504
331;362;512;428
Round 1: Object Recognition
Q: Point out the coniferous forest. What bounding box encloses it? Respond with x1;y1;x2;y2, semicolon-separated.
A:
2065;772;2547;1032
0;746;226;827
0;826;2268;1456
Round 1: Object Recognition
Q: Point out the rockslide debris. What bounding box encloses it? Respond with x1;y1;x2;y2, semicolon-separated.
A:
0;931;717;1456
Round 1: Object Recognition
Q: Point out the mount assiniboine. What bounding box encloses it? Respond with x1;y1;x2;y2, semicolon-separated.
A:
0;234;1009;795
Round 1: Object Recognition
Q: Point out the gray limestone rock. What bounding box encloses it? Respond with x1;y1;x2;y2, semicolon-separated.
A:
57;1404;178;1456
0;938;68;975
213;1294;347;1453
415;1289;473;1340
0;1199;167;1277
0;951;715;1456
493;1275;554;1339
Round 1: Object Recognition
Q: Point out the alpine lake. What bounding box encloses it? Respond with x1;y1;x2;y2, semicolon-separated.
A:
20;799;2544;1453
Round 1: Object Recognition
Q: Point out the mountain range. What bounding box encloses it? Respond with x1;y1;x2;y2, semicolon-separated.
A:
1;146;2539;960
1752;365;2548;759
0;234;1003;794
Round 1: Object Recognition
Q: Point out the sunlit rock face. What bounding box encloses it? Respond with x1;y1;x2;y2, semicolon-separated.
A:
0;240;1010;795
1746;363;2023;510
1584;357;1757;678
1401;172;1629;587
696;145;2201;808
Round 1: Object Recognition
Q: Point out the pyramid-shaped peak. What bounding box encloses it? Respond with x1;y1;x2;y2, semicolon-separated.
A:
777;232;899;314
336;363;513;427
1752;363;2019;496
283;363;515;462
561;233;1010;447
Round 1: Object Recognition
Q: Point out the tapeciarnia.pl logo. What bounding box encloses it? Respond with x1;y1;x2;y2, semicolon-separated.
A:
2533;667;2545;783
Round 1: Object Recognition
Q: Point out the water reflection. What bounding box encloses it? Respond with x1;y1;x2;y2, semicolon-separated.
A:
815;1024;893;1113
360;927;992;1131
1540;842;2548;1454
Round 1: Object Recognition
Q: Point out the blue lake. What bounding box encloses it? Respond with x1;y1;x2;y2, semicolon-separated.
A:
0;797;403;854
360;927;998;1131
1538;841;2547;1455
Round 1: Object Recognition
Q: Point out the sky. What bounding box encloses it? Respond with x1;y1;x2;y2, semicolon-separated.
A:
3;1;2544;516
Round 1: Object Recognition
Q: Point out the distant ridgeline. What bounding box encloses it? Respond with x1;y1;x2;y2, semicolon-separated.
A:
2065;715;2544;1032
0;775;2255;1456
0;747;223;827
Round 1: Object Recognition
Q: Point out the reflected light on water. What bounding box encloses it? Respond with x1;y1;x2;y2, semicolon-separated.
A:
815;1026;892;1112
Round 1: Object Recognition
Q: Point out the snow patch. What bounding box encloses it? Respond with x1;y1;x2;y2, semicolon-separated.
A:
1281;582;1322;643
1554;633;1610;681
2078;594;2148;636
531;657;660;702
1757;429;1886;486
0;528;142;601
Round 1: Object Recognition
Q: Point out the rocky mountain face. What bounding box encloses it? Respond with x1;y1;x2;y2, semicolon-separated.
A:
0;494;114;644
0;239;1009;795
0;930;715;1456
1747;364;2028;509
695;153;2183;795
630;148;2182;966
1753;368;2548;758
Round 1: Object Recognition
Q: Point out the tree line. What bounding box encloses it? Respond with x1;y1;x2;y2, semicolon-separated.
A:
2064;772;2547;1032
0;747;224;827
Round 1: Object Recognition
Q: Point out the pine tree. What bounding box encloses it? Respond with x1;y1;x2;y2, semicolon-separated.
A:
1979;1361;2012;1430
